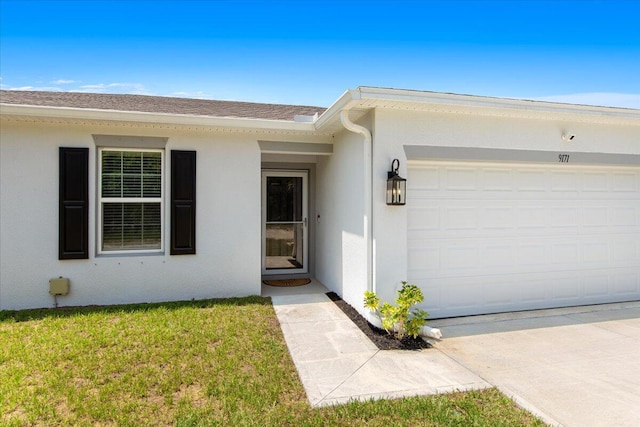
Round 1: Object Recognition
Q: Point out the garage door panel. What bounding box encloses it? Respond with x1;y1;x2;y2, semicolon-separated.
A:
407;248;440;272
583;242;610;263
613;207;637;226
420;285;443;315
482;244;516;267
612;172;638;192
517;205;549;228
518;275;552;303
584;274;611;297
583;206;609;227
480;168;514;191
484;281;517;305
612;271;639;295
612;240;638;264
552;273;584;300
444;168;478;190
445;207;478;230
552;206;581;227
445;246;480;269
440;278;487;310
409;167;440;190
583;172;610;192
551;171;580;192
408;162;640;318
516;169;550;191
412;233;637;269
419;269;637;318
427;274;554;316
483;206;515;228
518;243;550;265
552;243;580;264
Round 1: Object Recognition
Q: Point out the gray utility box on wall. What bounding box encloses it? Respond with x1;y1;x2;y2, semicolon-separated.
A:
49;277;69;296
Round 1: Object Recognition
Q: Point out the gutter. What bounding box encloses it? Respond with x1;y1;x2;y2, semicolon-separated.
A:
314;89;362;130
340;108;374;294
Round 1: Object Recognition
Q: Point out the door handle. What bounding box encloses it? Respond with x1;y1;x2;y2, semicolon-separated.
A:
303;217;307;227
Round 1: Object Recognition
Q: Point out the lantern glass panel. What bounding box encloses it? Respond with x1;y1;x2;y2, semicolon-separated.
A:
386;175;406;205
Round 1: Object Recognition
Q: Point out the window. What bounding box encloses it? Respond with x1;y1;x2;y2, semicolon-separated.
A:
98;148;163;253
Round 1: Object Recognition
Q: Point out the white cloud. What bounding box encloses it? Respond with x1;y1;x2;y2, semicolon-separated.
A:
169;91;214;99
2;80;152;96
4;85;63;92
50;79;78;84
532;93;640;109
71;82;149;95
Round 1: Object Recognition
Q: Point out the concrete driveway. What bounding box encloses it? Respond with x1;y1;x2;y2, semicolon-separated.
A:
430;301;640;427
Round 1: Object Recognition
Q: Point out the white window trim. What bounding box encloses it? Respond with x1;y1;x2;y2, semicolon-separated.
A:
97;147;165;255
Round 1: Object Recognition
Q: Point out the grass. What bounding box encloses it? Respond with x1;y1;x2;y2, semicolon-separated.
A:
0;297;544;426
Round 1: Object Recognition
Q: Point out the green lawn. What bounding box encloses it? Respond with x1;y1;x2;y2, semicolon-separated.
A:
0;297;543;426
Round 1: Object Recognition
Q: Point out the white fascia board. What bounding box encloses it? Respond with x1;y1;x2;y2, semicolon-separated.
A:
314;86;640;131
313;89;363;130
356;86;640;120
0;104;317;133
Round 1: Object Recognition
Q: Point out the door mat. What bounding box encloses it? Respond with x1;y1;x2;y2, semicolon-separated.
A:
263;278;311;287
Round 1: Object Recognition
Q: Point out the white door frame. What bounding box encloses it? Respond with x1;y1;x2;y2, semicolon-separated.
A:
261;170;309;275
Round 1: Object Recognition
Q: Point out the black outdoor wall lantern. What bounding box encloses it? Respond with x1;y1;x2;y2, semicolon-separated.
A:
386;158;406;205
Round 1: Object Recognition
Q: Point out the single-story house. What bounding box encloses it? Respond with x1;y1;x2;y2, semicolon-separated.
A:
1;87;639;318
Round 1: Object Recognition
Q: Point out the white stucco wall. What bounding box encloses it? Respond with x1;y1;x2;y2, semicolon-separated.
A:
0;119;263;310
4;100;637;314
372;108;640;308
315;127;367;308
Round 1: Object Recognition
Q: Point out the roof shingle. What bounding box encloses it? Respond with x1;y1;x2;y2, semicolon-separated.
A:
0;90;326;121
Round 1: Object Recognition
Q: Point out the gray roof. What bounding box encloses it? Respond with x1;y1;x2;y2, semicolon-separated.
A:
0;90;326;121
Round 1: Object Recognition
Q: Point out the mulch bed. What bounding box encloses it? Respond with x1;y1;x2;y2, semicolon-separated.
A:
326;292;431;351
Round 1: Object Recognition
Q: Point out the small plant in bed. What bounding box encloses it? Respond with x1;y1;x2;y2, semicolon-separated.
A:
326;290;430;351
365;282;429;339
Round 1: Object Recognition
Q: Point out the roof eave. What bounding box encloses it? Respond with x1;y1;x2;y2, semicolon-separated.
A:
314;87;640;131
0;103;318;133
313;89;363;130
356;86;640;117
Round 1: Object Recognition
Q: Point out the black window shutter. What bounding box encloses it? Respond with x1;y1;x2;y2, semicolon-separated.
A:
59;147;89;259
171;150;196;255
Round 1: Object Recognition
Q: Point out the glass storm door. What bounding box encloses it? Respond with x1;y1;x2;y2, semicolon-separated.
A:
262;170;308;274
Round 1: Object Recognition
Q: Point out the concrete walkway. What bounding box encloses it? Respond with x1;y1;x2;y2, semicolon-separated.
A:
267;282;640;426
268;284;489;407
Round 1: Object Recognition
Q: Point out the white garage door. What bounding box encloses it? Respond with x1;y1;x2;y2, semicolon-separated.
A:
408;161;640;318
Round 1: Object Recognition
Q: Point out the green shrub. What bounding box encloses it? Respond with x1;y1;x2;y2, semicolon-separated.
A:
364;282;429;339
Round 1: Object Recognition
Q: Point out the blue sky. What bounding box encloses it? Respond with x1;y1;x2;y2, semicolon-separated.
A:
1;0;639;108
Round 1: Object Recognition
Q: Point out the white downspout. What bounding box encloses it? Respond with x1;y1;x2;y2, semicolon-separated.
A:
338;106;443;341
340;109;374;293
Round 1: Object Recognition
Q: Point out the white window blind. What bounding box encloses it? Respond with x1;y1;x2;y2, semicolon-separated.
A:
99;149;163;253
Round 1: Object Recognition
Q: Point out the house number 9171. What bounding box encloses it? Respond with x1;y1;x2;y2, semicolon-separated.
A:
558;154;570;163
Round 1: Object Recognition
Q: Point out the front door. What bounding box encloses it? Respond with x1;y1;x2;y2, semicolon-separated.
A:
262;170;308;275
